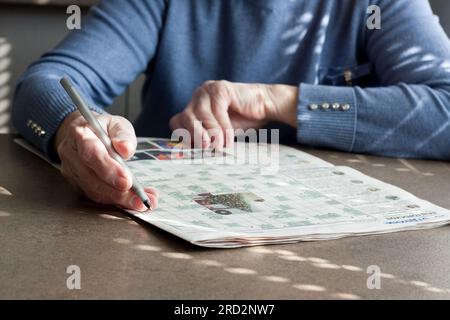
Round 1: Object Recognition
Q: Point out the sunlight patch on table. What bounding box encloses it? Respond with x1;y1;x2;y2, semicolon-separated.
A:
135;244;161;252
0;186;12;196
161;252;193;260
113;238;132;244
259;275;290;283
224;267;257;275
0;211;11;217
293;284;326;292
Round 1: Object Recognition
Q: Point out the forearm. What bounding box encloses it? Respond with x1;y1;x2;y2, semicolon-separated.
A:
11;0;165;159
12;73;104;161
353;84;450;159
295;82;450;160
293;0;450;160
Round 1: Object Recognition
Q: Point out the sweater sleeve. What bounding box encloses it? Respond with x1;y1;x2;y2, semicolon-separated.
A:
12;0;166;160
296;0;450;160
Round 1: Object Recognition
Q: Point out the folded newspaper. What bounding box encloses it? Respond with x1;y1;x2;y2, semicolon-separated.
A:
16;137;450;248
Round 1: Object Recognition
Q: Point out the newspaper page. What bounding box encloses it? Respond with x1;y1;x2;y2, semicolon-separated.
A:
125;138;450;248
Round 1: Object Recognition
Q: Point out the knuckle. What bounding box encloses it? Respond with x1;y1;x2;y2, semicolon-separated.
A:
71;125;85;140
116;115;130;126
109;116;121;129
202;80;215;88
95;115;106;124
97;114;110;121
193;86;206;99
211;81;229;104
195;103;210;118
215;80;229;92
111;115;129;130
255;87;265;103
208;82;220;94
181;111;192;124
216;80;228;88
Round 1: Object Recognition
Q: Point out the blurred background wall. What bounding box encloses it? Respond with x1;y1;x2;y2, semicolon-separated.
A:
0;0;449;134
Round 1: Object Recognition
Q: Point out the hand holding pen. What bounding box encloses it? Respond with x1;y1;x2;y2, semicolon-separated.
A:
54;76;158;211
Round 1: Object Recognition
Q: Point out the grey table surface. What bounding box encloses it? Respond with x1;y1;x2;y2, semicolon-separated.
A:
1;134;450;299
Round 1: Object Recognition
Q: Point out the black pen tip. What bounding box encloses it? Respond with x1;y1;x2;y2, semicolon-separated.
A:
143;200;152;210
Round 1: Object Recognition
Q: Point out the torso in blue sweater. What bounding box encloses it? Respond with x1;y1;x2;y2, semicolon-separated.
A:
12;0;450;159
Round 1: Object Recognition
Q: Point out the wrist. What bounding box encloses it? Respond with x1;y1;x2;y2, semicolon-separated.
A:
54;111;79;150
265;84;298;128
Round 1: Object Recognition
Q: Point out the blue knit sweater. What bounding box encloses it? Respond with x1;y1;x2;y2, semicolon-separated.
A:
12;0;450;160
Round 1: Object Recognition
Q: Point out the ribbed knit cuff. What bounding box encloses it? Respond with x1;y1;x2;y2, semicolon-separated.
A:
12;75;104;162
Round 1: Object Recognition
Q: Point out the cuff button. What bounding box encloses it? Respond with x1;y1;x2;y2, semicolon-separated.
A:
332;103;340;110
321;103;330;110
308;104;319;111
341;104;351;111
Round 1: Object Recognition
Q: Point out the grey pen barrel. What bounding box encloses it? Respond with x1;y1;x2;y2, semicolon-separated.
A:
60;76;151;209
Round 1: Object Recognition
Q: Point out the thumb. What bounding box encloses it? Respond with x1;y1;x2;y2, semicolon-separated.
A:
107;116;137;160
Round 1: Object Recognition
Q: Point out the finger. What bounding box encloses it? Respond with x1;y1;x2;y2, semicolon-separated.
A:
210;81;234;147
73;125;131;191
144;187;159;210
181;108;210;148
169;113;182;131
192;91;225;149
125;188;159;211
144;186;160;197
171;111;209;148
170;114;200;149
229;110;263;131
61;144;117;196
213;112;234;148
65;155;148;211
106;115;137;160
128;193;153;212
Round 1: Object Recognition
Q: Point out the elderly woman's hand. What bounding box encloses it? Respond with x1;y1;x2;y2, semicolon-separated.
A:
169;80;298;149
55;111;159;211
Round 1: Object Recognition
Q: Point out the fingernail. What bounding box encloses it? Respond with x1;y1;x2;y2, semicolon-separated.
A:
130;196;142;210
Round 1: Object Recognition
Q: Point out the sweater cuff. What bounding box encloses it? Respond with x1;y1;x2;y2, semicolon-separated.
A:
12;76;104;162
297;83;357;152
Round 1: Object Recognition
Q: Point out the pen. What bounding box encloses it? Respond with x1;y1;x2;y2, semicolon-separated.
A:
60;76;152;210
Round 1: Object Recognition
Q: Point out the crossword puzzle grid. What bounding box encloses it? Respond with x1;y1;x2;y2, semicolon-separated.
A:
127;161;395;235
